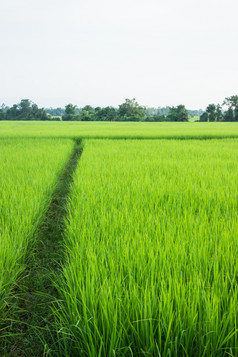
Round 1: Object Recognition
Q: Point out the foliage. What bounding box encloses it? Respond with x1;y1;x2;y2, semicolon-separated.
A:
94;106;117;121
2;99;49;121
45;107;65;116
1;125;238;354
78;105;94;121
0;139;74;322
117;98;146;121
1;95;237;122
167;104;189;121
1;121;238;139
200;104;225;122
223;95;238;121
62;104;81;121
54;139;238;356
200;112;209;122
224;107;234;122
206;104;217;122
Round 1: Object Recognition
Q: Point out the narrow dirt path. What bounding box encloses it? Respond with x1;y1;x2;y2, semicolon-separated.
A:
3;139;83;357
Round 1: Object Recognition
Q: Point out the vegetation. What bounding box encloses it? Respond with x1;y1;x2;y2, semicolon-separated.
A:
1;95;236;122
200;96;238;122
0;99;49;121
0;98;197;122
1;121;238;139
0;123;238;356
54;139;238;356
0;139;74;323
62;104;81;121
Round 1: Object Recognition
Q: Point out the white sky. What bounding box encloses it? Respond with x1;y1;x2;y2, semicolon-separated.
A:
0;0;237;109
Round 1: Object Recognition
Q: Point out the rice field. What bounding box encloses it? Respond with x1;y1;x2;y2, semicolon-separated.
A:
53;139;238;356
0;138;74;320
0;122;238;356
1;121;238;139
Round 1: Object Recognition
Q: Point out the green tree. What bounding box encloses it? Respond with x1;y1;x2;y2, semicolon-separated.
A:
199;112;209;122
223;95;238;121
0;109;5;120
18;99;32;120
206;104;217;122
6;104;20;120
62;104;80;121
216;104;223;121
65;104;77;115
79;105;94;121
117;98;146;121
224;108;234;122
94;107;116;121
167;105;189;122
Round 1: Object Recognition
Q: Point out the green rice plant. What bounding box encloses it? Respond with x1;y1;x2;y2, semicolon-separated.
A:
54;139;238;356
0;121;238;140
0;138;74;322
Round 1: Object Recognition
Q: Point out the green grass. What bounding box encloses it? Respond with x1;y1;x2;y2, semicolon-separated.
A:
1;122;238;356
54;139;238;356
0;138;74;325
1;121;238;139
2;140;83;357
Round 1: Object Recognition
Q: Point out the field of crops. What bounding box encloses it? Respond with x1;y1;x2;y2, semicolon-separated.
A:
1;121;238;139
54;139;238;356
0;138;74;321
0;122;238;356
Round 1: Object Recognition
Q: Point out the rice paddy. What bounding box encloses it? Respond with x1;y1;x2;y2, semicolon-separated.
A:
0;138;74;321
0;122;237;356
54;139;238;356
1;121;238;139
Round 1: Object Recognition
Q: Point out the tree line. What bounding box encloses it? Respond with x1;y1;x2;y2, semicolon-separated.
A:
61;100;190;122
0;96;237;122
0;100;49;121
199;96;238;122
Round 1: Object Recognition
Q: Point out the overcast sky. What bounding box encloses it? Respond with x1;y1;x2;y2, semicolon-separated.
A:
0;0;237;109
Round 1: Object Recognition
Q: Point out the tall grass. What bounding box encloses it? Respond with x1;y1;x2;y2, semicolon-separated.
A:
54;139;238;356
0;138;74;322
1;121;238;139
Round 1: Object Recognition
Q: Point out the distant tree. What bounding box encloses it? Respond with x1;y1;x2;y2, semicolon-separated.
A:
79;105;94;121
216;104;223;121
4;100;49;121
224;108;234;122
157;106;171;116
145;107;158;116
152;114;167;122
117;98;146;121
223;95;238;110
167;105;189;121
1;104;7;112
0;109;5;120
94;107;103;121
200;104;223;122
206;104;217;122
199;112;209;122
45;107;65;116
62;104;80;121
18;99;32;120
6;104;20;120
65;104;77;115
223;95;238;121
235;107;238;122
188;109;204;117
94;107;116;121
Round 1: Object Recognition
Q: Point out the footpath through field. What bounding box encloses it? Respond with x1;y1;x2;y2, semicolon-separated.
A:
0;139;83;356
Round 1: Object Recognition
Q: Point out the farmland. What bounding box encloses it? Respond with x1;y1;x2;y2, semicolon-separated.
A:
0;122;238;356
0;139;74;323
1;121;238;139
